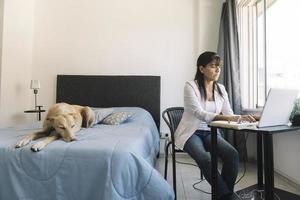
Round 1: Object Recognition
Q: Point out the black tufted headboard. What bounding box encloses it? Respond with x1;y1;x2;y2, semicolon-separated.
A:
56;75;161;130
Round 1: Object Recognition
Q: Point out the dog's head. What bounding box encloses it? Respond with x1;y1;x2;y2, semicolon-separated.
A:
47;113;81;142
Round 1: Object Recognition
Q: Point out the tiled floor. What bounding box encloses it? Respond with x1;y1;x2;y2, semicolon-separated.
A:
155;155;300;200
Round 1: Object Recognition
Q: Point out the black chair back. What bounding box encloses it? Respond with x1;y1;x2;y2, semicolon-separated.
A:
162;107;184;144
162;107;184;200
162;107;203;199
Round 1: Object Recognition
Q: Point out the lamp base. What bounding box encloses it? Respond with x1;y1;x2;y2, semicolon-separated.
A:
34;93;38;110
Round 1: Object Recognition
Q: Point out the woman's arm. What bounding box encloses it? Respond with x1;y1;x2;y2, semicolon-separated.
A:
213;114;257;122
252;115;260;121
213;114;239;121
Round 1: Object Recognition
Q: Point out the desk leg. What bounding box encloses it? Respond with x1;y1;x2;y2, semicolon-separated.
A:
257;134;263;189
263;134;274;200
211;127;218;200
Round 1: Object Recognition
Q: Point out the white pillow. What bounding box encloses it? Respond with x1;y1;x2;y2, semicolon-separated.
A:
102;112;133;125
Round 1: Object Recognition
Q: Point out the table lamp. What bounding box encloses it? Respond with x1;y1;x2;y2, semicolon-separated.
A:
30;80;40;110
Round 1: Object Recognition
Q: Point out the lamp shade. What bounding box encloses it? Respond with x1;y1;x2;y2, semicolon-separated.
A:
30;80;40;90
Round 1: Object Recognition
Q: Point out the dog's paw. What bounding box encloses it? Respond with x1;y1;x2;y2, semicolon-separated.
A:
31;141;46;152
15;138;32;148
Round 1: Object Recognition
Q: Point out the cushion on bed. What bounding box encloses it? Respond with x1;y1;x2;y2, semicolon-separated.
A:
102;112;133;125
93;108;114;124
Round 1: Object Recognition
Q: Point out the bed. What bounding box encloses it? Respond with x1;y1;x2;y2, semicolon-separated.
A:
0;75;174;200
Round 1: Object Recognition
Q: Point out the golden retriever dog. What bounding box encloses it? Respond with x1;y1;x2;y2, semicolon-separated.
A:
15;103;95;152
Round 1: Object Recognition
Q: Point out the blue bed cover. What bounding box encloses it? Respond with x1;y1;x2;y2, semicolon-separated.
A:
0;107;174;200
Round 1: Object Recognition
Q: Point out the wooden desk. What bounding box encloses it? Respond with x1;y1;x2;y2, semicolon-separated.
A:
209;125;300;200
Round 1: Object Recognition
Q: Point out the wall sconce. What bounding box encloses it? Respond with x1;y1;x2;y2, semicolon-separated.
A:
30;80;40;110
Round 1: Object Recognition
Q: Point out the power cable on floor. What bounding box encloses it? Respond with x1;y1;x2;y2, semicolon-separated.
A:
175;132;250;196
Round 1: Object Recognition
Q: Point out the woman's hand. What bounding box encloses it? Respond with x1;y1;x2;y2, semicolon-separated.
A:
231;115;257;123
252;114;260;121
214;114;258;123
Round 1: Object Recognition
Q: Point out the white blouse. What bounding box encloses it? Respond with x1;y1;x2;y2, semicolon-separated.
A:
206;101;216;113
203;101;216;130
174;80;236;150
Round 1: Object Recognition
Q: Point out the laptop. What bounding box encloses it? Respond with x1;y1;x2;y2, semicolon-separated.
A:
210;88;299;130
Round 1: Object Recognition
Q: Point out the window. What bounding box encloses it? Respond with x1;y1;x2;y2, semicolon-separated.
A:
265;0;300;97
237;0;300;109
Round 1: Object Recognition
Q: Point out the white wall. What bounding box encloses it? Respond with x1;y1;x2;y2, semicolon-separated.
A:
198;0;224;53
0;0;35;126
0;0;224;129
31;0;224;132
274;132;300;185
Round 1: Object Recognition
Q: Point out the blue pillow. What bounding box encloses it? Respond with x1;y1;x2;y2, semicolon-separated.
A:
102;112;133;125
93;108;114;125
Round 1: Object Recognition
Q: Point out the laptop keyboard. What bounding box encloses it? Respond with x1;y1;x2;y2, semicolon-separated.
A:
237;121;258;125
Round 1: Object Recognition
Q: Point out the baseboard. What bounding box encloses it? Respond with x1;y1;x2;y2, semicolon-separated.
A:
274;169;300;190
248;159;300;189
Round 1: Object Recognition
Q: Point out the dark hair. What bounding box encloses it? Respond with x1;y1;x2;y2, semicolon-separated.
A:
194;51;223;100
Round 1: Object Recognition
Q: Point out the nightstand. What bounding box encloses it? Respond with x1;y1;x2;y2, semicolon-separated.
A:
24;106;46;121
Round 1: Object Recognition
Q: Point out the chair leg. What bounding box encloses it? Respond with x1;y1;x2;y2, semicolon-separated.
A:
200;169;204;180
172;146;177;200
164;141;172;180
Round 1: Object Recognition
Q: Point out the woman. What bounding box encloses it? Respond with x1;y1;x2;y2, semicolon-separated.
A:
174;51;257;200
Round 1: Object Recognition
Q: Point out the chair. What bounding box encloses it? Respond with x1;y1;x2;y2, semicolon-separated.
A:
162;107;203;199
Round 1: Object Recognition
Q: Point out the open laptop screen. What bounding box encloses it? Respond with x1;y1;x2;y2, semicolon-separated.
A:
258;88;298;128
